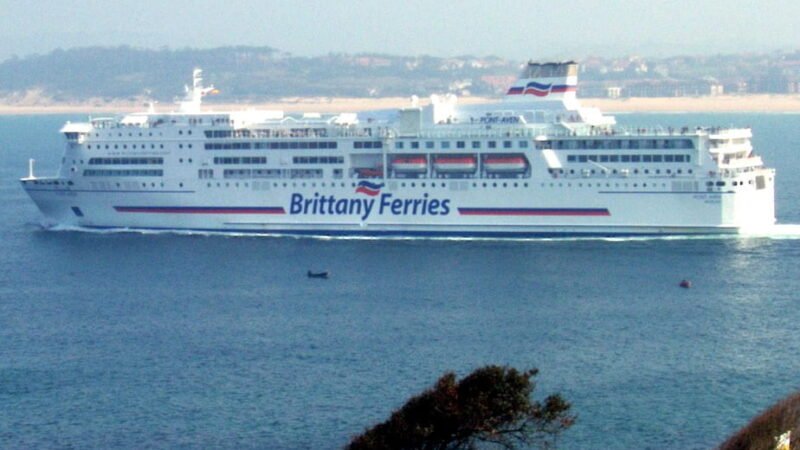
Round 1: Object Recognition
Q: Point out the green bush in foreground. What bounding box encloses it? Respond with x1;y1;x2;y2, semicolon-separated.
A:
346;365;574;450
718;391;799;450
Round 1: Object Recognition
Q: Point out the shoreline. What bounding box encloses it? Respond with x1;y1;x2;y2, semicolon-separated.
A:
2;94;800;115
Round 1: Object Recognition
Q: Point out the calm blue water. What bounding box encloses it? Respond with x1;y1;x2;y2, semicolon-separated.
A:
1;113;800;449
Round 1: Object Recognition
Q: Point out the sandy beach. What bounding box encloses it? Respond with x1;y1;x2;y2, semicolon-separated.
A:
1;94;800;115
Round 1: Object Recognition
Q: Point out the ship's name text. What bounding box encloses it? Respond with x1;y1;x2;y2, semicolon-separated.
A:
289;193;451;221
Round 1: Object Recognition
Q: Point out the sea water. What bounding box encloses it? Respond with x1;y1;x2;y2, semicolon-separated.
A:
1;113;800;449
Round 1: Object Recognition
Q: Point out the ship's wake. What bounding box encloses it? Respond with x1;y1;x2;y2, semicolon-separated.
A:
31;222;800;242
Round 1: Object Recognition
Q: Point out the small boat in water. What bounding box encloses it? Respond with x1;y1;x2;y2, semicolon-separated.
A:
307;270;330;279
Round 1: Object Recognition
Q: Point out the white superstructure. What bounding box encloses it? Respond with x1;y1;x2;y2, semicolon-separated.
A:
20;63;776;237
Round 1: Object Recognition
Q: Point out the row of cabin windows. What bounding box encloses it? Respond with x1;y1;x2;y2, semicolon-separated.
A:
88;157;163;165
213;157;267;165
205;129;329;139
545;139;694;150
566;154;692;163
83;169;163;177
353;141;384;149
87;144;167;150
92;128;192;137
396;140;528;150
204;168;342;180
223;169;324;179
204;141;338;150
293;156;344;164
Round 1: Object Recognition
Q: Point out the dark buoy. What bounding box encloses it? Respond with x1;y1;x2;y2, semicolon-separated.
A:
679;279;692;289
307;270;329;279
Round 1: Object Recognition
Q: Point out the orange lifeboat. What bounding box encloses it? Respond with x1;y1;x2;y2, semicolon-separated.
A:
433;156;477;173
392;156;427;173
484;156;527;172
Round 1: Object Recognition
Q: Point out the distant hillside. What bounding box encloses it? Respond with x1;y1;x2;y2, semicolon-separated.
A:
0;46;519;103
1;46;799;104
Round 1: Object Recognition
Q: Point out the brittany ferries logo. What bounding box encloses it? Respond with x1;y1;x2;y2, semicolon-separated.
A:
289;182;451;221
355;181;384;196
506;81;576;97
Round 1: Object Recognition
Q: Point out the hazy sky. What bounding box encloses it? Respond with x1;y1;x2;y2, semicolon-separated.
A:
1;0;799;62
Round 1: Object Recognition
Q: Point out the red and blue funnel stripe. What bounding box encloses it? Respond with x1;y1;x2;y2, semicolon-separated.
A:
506;81;576;97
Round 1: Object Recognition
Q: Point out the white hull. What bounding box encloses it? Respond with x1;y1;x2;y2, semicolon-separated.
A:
22;174;775;236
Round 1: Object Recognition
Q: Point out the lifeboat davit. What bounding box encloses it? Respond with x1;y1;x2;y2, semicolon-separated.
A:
484;156;527;172
434;156;477;173
392;156;427;173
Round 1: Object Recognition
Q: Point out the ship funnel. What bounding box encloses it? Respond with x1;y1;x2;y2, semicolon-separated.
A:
503;61;578;103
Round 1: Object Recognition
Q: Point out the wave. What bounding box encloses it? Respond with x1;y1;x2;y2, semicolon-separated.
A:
34;222;800;242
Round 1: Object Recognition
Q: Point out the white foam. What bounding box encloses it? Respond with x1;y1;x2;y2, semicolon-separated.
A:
35;221;800;242
738;224;800;239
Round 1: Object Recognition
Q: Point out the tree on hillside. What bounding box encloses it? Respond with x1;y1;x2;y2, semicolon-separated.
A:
718;390;800;450
346;365;574;450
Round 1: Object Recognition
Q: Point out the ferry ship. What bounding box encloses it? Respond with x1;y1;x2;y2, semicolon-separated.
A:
20;62;776;237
